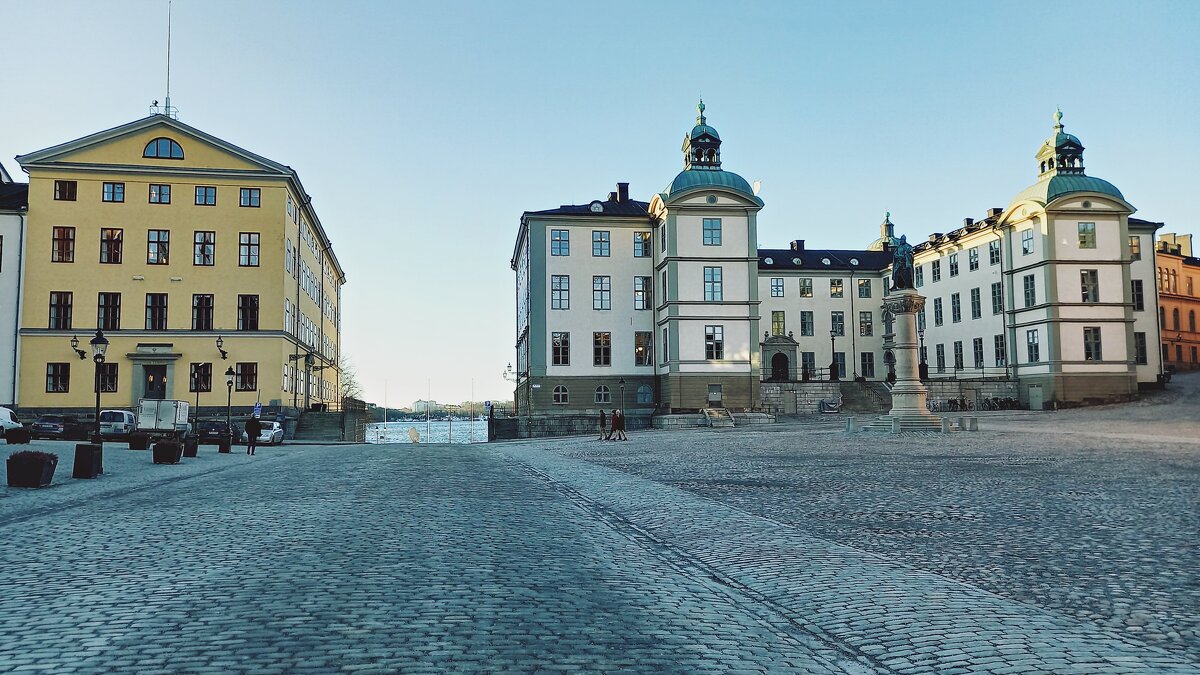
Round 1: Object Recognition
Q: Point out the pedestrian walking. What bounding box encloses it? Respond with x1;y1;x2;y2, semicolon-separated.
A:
245;415;262;455
598;409;607;440
615;409;628;441
607;409;618;440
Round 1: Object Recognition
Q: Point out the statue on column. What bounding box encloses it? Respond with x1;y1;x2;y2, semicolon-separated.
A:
890;235;915;291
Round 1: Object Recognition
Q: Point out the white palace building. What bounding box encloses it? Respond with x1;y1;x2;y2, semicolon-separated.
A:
510;104;1164;418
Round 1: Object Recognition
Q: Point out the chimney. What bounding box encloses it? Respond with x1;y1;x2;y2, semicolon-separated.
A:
963;217;974;227
988;207;1003;218
790;240;805;252
616;182;629;203
607;191;617;202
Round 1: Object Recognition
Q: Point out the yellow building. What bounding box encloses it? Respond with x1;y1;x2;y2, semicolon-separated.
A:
14;114;345;416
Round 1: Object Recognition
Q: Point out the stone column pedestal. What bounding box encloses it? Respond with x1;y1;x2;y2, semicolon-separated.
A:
880;289;941;431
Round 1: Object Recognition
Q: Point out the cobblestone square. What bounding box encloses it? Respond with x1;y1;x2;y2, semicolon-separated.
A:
0;375;1197;673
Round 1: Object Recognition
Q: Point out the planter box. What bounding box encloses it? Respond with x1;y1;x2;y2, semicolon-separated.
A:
72;443;104;479
7;454;57;488
152;441;184;465
217;439;231;454
182;438;199;458
129;433;150;450
4;427;32;445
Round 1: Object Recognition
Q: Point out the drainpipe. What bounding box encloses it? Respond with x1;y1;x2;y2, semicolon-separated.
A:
11;208;26;405
990;222;1014;381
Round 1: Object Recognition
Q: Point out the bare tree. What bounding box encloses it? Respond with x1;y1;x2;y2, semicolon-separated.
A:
339;354;364;401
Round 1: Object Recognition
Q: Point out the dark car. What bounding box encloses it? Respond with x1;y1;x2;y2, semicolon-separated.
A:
31;414;90;441
196;419;232;445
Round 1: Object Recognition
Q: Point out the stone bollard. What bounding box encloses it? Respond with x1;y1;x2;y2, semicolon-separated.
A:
958;416;967;431
966;416;979;432
846;418;857;433
940;417;952;433
891;417;901;434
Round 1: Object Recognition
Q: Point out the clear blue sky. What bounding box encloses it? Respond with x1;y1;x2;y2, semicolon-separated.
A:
2;0;1197;407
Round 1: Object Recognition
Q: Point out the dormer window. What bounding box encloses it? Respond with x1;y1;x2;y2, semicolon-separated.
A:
143;137;184;159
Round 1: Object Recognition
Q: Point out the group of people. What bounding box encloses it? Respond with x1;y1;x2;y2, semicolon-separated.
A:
598;409;628;441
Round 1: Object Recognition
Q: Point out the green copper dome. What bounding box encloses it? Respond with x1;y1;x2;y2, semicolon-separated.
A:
1011;174;1125;205
664;168;760;202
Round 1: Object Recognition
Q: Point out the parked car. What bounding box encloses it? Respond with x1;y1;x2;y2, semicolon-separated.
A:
241;421;285;446
0;407;21;438
31;414;89;441
99;410;136;439
196;419;232;445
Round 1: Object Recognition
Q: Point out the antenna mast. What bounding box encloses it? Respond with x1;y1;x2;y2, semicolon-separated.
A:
152;0;179;118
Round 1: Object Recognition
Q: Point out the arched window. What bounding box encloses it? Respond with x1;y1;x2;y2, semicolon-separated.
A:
636;385;653;404
1173;308;1181;330
552;385;568;404
1160;307;1167;329
1191;310;1196;333
594;385;610;404
143;137;184;159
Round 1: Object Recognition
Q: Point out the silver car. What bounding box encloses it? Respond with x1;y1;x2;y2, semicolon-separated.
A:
241;421;285;446
99;410;136;438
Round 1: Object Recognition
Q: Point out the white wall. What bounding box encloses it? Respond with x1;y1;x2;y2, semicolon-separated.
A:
0;211;23;405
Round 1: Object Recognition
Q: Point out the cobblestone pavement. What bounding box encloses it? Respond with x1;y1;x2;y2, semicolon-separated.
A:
0;374;1196;673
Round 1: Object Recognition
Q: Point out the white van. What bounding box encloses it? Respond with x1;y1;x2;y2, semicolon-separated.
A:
0;407;21;437
99;410;136;438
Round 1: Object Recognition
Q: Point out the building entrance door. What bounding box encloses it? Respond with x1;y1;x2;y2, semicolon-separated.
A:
144;366;167;400
1027;384;1043;410
707;384;723;407
771;353;790;381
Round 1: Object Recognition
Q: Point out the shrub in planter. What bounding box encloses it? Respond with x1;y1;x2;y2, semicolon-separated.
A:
7;450;58;488
129;433;150;450
218;439;231;454
72;443;104;479
182;437;199;458
4;427;32;445
152;441;184;465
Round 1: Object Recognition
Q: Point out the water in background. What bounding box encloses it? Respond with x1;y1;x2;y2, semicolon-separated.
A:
365;420;488;444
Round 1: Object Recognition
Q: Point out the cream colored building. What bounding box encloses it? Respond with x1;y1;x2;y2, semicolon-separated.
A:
14;114;345;415
0;163;28;406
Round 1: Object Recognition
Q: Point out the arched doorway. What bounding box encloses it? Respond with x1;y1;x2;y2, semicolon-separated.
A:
771;353;790;382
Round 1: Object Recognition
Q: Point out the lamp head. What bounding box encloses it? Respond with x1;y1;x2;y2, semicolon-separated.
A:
89;330;109;361
225;366;235;386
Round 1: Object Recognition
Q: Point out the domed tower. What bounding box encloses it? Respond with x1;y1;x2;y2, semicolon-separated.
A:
683;99;722;170
867;212;901;252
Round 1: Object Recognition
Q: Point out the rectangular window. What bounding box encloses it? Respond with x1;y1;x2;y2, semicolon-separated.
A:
1129;236;1141;261
660;223;667;252
796;310;813;337
194;231;215;265
102;182;125;203
634;276;652;310
933;298;944;326
99;228;123;264
550;229;569;256
798;278;813;297
973;337;984;369
52;227;75;262
949;253;959;277
49;291;73;329
970;287;981;319
1022;229;1034;255
917;309;926;331
591;230;610;257
1134;332;1147;365
860;352;875;378
235;362;258;391
994;334;1007;367
1026;329;1040;363
859;311;873;336
237;294;260;330
192;294;214;331
968;247;979;271
147;229;170;265
149;183;171;204
858;279;871;298
552;332;570;366
97;292;121;331
592;275;611;310
633;231;651;257
953;341;964;370
914;265;924;287
830;279;843;298
931;260;942;283
1078;222;1096;249
635;331;653;366
705;325;724;360
991;282;1004;315
831;311;844;336
593;332;611;366
801;352;816;379
1083;327;1103;361
833;353;846;379
239;232;260;266
703;267;723;301
771;311;786;336
46;363;70;392
1023;274;1036;307
551;275;570;310
240;188;261;207
935;344;946;372
702;218;722;246
662;327;669;363
989;240;1001;265
195;186;217;206
771;278;784;297
98;363;118;393
189;363;213;392
1131;279;1144;311
145;293;168;330
1080;269;1099;303
661;270;667;301
53;180;77;201
951;293;962;323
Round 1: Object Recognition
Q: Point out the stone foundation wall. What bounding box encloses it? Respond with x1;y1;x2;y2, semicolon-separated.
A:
511;413;652;439
651;414;709;430
923;379;1021;407
760;382;842;414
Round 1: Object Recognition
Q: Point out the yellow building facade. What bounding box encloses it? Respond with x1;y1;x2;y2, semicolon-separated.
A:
14;114;344;415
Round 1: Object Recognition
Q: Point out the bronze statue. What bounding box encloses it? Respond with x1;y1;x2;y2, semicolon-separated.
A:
891;235;915;290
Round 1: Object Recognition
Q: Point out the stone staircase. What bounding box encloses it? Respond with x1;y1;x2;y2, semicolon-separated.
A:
839;381;890;414
703;408;736;428
293;411;345;442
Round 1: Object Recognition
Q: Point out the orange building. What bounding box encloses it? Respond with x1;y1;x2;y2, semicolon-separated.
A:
1156;233;1200;370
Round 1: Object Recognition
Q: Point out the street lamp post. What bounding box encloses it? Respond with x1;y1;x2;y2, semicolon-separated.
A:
618;378;625;410
225;366;235;450
829;329;839;381
71;331;107;479
89;330;109;443
917;328;929;381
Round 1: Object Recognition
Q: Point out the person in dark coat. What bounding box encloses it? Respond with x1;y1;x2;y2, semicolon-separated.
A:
598;409;607;441
245;415;262;455
614;409;628;441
